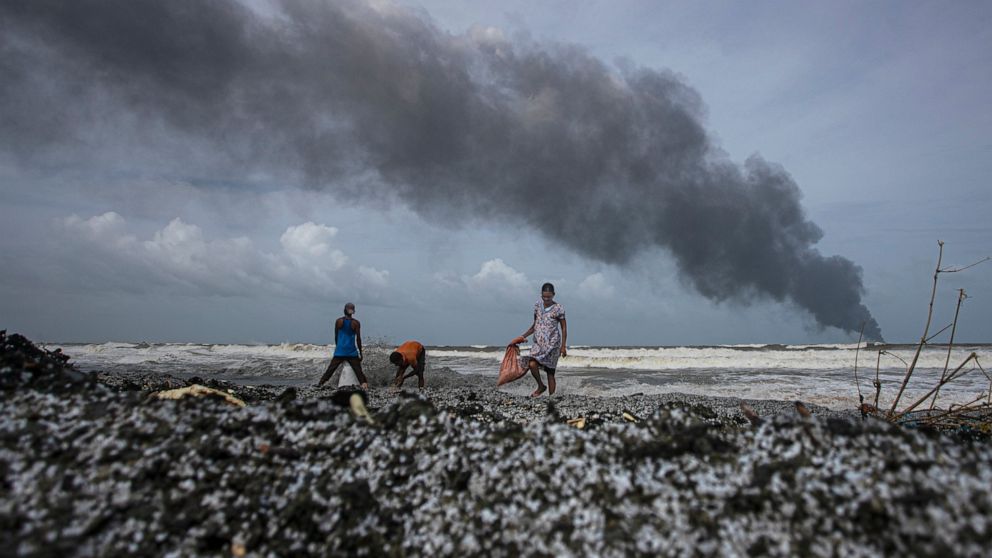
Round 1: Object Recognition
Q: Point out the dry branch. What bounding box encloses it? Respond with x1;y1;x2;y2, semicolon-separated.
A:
856;241;990;435
881;350;908;368
940;255;991;273
853;322;865;403
873;350;882;409
930;289;966;410
889;240;943;414
893;352;977;420
924;322;953;344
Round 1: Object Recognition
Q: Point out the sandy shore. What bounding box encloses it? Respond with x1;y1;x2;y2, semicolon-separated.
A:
3;332;992;556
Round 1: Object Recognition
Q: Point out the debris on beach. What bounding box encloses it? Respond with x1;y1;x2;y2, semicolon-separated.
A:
153;384;247;407
740;402;763;426
3;333;992;557
324;386;367;408
348;392;375;424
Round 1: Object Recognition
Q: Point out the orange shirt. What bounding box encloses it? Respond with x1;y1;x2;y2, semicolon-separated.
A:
395;340;424;367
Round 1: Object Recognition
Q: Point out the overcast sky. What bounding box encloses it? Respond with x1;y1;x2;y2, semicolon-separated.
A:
1;0;989;346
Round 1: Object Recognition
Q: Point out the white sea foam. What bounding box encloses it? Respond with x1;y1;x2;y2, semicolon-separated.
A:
783;343;870;350
61;341;333;362
428;345;991;372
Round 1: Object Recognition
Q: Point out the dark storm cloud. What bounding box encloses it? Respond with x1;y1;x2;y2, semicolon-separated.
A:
0;0;882;338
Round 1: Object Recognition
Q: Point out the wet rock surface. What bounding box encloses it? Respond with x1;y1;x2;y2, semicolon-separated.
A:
3;334;992;556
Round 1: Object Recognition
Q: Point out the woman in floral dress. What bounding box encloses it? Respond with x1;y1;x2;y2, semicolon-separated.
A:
516;282;567;397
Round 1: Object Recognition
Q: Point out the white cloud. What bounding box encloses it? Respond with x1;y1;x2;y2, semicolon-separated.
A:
279;222;346;269
57;212;387;300
431;258;540;312
61;211;134;248
430;270;462;289
358;265;389;288
144;219;208;272
577;272;615;299
431;259;582;312
465;258;530;293
468;24;506;45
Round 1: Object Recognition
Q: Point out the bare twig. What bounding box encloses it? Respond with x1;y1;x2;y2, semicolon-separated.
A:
939;255;991;273
921;397;990;425
923;396;990;426
881;350;909;367
977;358;990;381
890;240;944;414
948;393;987;412
854;322;865;403
894;352;978;419
873;350;882;409
975;358;991;405
930;289;966;411
919;401;979;423
924;322;953;344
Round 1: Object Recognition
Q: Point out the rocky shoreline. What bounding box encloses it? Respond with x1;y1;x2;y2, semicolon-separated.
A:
3;331;991;556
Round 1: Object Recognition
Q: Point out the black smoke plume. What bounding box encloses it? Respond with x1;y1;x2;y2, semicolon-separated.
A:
0;0;882;339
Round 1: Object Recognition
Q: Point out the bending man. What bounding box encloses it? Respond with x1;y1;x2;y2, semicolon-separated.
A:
390;340;427;389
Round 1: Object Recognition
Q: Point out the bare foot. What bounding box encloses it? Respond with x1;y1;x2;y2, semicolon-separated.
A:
530;385;547;398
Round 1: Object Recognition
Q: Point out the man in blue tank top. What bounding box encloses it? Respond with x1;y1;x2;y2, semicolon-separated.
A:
317;302;368;389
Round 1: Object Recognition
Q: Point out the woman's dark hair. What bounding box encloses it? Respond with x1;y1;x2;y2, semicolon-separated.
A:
389;351;403;365
541;282;555;294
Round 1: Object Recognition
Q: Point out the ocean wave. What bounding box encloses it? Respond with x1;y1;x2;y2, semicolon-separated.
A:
429;345;990;372
47;341;992;411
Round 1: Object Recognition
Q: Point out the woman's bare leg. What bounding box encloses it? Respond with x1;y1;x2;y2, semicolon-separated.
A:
547;370;556;395
529;359;546;397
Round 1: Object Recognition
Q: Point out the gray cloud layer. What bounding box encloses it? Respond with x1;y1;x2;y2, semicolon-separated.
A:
0;0;882;339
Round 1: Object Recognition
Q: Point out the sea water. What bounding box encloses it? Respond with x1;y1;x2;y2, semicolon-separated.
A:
50;341;992;410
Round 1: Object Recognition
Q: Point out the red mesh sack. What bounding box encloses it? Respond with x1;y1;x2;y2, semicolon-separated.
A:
497;344;526;386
